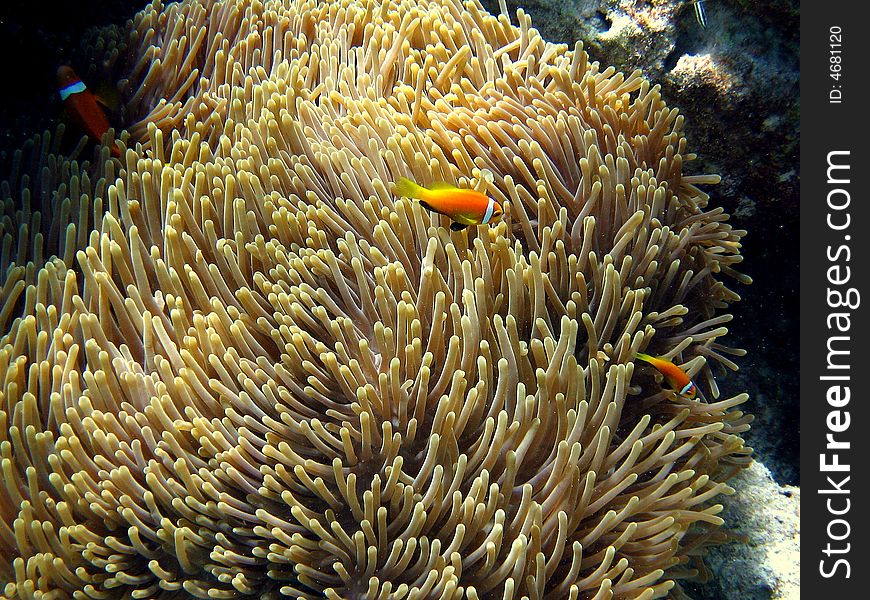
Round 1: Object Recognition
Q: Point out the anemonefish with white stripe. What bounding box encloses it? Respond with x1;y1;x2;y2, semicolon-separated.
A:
636;352;698;398
394;177;503;231
57;66;120;157
692;1;708;29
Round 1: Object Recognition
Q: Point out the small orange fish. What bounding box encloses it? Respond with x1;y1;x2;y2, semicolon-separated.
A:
395;177;503;231
57;66;120;157
636;352;697;398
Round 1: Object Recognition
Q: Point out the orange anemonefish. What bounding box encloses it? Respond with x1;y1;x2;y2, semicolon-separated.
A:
394;177;503;231
57;66;119;157
636;352;697;398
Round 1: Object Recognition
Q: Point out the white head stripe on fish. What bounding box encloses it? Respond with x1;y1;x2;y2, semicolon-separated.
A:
680;381;695;395
481;197;495;224
59;80;87;101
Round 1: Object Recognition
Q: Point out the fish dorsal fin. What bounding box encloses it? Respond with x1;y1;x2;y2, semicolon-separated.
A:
429;181;457;191
91;80;121;113
94;94;111;111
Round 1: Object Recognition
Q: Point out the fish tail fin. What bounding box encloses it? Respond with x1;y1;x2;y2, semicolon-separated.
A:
635;352;653;363
395;177;425;199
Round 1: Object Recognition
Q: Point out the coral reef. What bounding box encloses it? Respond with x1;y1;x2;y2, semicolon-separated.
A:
686;461;799;600
0;0;750;598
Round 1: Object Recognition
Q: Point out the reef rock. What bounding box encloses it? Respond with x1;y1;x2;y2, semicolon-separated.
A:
690;460;800;600
484;0;799;206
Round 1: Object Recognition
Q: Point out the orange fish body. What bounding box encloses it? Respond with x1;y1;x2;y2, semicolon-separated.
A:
57;66;119;156
395;177;502;231
636;352;697;398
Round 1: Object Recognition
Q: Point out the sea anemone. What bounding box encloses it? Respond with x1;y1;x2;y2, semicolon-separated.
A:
0;0;750;598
